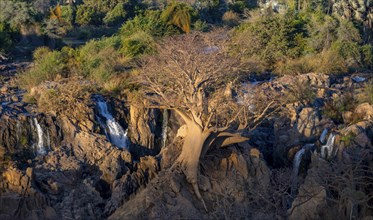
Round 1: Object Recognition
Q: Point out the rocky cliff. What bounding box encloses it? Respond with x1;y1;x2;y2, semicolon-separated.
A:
1;62;373;219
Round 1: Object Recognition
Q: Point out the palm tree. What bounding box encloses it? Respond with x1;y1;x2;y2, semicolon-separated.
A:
50;5;63;22
161;2;192;33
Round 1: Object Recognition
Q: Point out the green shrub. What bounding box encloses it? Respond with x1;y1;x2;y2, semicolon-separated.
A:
33;46;51;60
77;36;122;82
193;19;210;32
120;31;155;57
362;81;373;105
229;1;248;14
361;44;373;69
19;47;66;89
120;10;176;38
61;5;74;28
232;14;307;69
76;4;101;26
314;48;348;74
331;40;361;69
274;56;314;75
104;3;127;25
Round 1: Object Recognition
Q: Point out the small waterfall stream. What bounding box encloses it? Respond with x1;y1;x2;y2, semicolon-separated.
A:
292;149;305;177
96;100;129;149
32;118;47;155
161;110;169;148
321;133;336;159
319;128;328;144
291;144;314;196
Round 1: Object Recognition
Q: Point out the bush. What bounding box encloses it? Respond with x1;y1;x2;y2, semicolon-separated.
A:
103;3;127;25
193;19;210;32
120;31;155;57
34;80;96;113
120;10;176;38
274;56;314;75
231;14;307;69
229;0;249;14
330;40;361;69
362;81;373;105
222;11;240;27
361;44;373;69
61;5;74;28
286;77;317;105
315;46;349;74
76;4;101;26
77;36;123;82
18;47;67;89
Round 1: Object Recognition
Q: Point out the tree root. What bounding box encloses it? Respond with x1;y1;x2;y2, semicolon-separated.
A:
170;160;208;212
192;180;208;212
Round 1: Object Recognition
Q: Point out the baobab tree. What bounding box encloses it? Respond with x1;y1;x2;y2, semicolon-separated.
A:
136;30;278;210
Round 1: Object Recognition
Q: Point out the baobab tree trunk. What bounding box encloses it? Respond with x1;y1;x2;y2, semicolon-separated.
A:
176;121;210;211
174;110;210;211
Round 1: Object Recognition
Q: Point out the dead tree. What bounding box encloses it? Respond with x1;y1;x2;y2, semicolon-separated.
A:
136;30;278;210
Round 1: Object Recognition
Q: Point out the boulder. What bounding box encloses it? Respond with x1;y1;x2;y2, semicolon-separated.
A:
355;103;373;120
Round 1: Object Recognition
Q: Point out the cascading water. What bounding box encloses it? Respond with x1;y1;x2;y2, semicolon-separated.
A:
33;118;47;155
161;110;169;148
319;128;328;144
96;100;129;149
321;133;336;159
291;144;314;196
292;149;305;177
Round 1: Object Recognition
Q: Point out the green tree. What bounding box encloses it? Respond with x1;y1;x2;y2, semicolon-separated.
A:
120;10;176;38
232;13;307;68
161;2;192;33
75;3;100;25
103;3;127;25
0;1;35;31
120;31;154;57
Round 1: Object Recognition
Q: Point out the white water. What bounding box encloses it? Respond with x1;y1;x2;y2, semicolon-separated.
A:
161;110;169;148
351;76;366;83
291;144;314;196
97;101;129;149
321;133;336;159
33;118;47;155
293;149;305;177
292;144;315;178
319;128;328;144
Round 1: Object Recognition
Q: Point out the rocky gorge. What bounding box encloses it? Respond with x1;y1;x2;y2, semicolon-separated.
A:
0;62;372;220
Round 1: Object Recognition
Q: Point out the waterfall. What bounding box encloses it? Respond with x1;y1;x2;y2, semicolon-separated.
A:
321;133;336;159
161;110;169;148
96;100;129;149
292;144;315;176
33;118;47;155
319;128;328;144
292;149;305;177
291;144;314;196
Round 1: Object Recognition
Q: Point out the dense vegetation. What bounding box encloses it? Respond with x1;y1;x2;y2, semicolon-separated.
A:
0;0;372;91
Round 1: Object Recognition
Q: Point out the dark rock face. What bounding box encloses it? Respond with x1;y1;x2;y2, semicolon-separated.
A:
0;64;161;219
109;145;272;220
1;62;373;219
